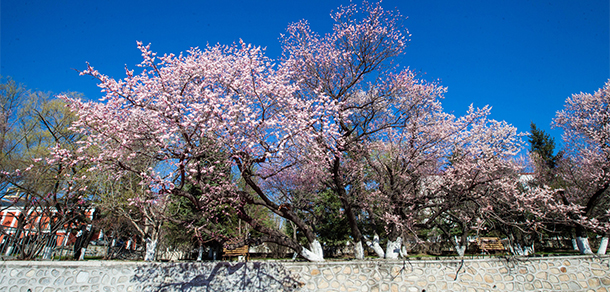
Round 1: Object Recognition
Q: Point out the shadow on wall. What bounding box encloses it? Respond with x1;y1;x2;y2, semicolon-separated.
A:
132;262;304;292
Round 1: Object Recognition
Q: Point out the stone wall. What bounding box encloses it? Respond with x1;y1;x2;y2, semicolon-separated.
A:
1;255;609;291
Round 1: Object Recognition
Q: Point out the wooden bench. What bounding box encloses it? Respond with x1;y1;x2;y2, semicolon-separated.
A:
222;245;249;261
476;237;505;254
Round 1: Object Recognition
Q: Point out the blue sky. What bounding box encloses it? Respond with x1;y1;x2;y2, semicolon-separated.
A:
2;0;608;149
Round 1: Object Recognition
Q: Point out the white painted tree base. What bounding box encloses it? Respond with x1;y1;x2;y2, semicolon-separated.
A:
523;245;535;256
197;245;204;261
455;245;466;257
301;240;324;262
385;237;402;259
400;245;408;258
597;237;608;255
354;241;364;260
577;237;593;254
572;238;579;251
144;238;158;261
365;234;385;258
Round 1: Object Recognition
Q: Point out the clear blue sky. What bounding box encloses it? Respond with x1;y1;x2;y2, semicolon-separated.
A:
2;0;608;149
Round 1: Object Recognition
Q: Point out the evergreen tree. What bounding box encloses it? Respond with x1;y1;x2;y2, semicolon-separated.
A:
529;122;557;169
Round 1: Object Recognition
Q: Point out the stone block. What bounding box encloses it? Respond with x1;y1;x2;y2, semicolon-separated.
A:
25;269;35;278
323;269;334;280
390;283;398;292
536;271;547;279
589;278;600;288
10;269;21;278
484;274;493;283
461;274;473;281
543;281;552;289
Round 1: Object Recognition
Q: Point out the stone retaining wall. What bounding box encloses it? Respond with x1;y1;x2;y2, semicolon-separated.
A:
1;255;609;291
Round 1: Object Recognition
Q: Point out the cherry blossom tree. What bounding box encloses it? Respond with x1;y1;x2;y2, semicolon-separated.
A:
364;105;532;257
279;1;449;259
62;37;340;260
553;79;610;254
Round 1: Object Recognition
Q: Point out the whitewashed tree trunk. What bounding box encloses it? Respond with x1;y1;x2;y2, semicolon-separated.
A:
4;246;13;256
523;244;535;256
365;234;385;258
79;248;86;260
572;238;579;250
144;238;158;261
300;240;324;262
385;237;402;259
455;245;466;257
126;239;133;250
507;244;515;255
597;237;609;255
209;247;218;260
400;245;408;258
577;237;593;254
197;245;204;261
512;245;524;256
353;241;365;260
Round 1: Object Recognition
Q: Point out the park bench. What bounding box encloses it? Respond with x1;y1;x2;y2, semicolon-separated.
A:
222;245;249;261
476;237;505;254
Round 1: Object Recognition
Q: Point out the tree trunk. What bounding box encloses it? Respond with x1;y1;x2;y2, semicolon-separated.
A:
385;237;402;259
365;234;385;258
571;238;579;251
144;238;158;261
523;244;535;256
453;233;468;257
597;237;609;255
353;241;365;260
576;237;593;254
575;225;594;254
455;245;466;257
400;244;408;258
197;244;204;261
332;156;366;260
300;240;324;262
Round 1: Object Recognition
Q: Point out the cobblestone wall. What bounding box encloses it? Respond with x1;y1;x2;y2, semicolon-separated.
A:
1;255;609;291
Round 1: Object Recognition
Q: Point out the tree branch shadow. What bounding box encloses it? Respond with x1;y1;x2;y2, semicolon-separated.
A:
132;261;304;292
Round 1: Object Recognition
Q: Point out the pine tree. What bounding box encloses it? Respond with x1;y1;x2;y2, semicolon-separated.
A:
529;122;556;169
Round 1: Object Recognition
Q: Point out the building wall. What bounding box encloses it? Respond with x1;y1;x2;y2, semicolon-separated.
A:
0;255;609;291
